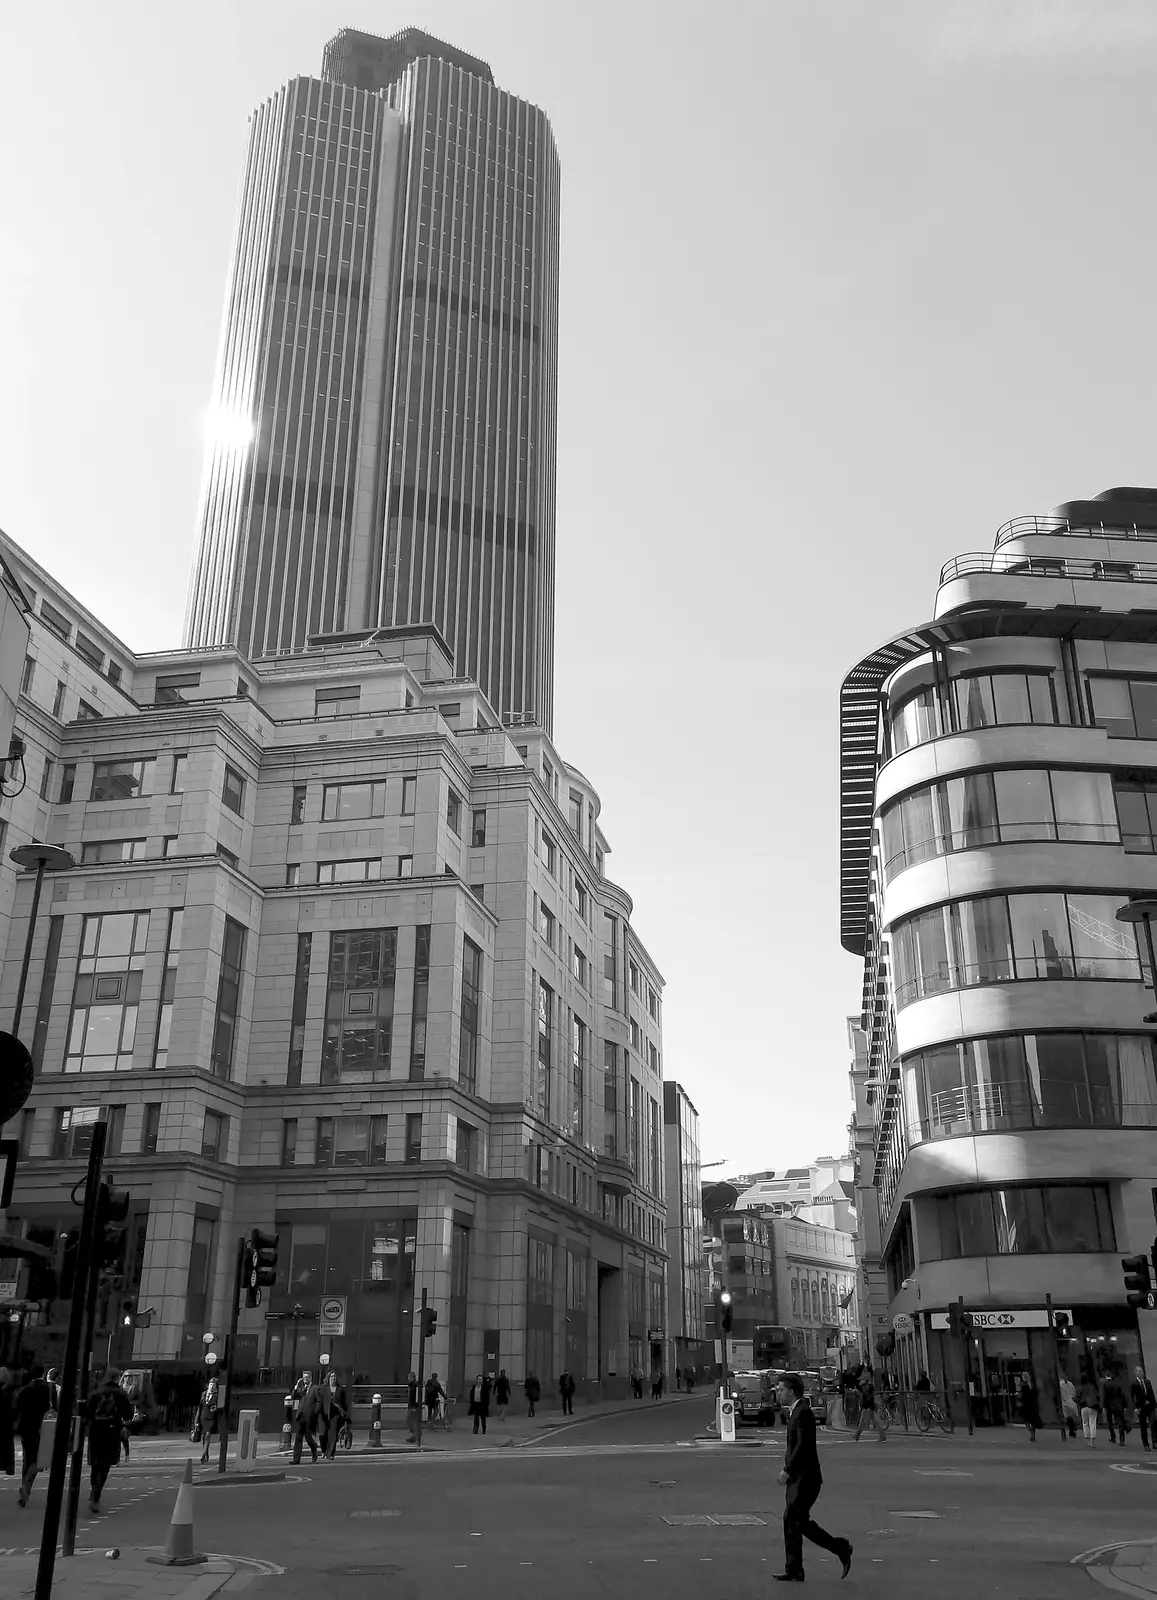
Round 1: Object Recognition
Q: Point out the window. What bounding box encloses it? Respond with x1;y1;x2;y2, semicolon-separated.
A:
648;985;658;1019
38;599;70;641
595;846;604;876
315;685;360;715
890;685;941;753
540;829;556;875
323;929;397;1082
631;1019;640;1050
603;914;618;1008
538;902;555;948
217;843;239;868
281;1118;297;1165
447;789;462;835
455;1119;477;1171
536;979;552;1117
186;1215;216;1325
322;781;385;821
21;655;34;694
81;839;147;865
106;662;122;687
405;1112;422;1163
53;681;66;719
17;1107;34;1158
314;1115;387;1167
401;776;417;815
571;1016;585;1139
287;932;311;1085
153;909;183;1068
222;764;246;815
568;788;583;840
398;855;413;878
459;938;481;1093
648;1041;659;1072
141;1103;160;1155
469;883;484;902
952;671;1064;733
76;700;101;723
903;1031;1157;1144
74;631;102;670
210;918;246;1079
170;754;188;795
572;945;587;985
65;912;149;1072
162;835;178;857
603;1041;618;1156
891;889;1139;1007
58;763;75;804
437;701;461;719
52;1106;104;1159
201;1110;228;1161
291;784;307;824
1090;676;1157;739
39;759;53;800
930;1184;1116;1258
154;671;200;704
471;809;486;847
629;959;639;995
881;767;1120;880
285;864;300;886
318;858;382;884
90;758;154;802
410;926;431;1079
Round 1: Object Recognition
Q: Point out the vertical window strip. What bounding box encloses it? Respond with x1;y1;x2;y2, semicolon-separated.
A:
287;931;312;1085
153;908;184;1069
409;924;431;1079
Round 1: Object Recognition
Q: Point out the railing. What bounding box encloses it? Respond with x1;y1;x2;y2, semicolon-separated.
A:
995;515;1157;547
883;821;1119;878
940;551;1157;585
905;1085;1157;1143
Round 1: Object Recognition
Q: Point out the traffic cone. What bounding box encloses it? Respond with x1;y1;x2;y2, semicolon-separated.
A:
146;1460;207;1567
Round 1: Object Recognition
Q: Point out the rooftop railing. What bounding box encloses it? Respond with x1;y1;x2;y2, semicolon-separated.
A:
940;550;1157;586
995;514;1157;547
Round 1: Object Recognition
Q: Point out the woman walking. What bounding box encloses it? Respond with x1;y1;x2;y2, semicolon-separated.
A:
524;1371;541;1418
1018;1373;1041;1442
494;1369;511;1422
197;1371;222;1465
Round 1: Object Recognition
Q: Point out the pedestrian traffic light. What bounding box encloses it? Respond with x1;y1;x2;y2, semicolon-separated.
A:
421;1306;438;1339
1053;1311;1071;1335
1122;1253;1155;1309
719;1290;734;1335
58;1229;81;1300
121;1298;136;1329
245;1228;279;1308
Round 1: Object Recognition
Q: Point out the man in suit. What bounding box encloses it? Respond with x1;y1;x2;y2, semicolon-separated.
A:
774;1372;853;1583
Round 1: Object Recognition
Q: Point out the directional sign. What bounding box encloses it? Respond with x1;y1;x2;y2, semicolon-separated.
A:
929;1307;1072;1331
319;1296;346;1337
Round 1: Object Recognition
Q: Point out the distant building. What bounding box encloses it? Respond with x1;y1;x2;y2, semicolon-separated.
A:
771;1215;859;1369
847;1017;889;1372
663;1081;704;1377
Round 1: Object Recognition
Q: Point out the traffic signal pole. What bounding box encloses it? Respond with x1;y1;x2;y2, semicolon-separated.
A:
63;1219;105;1557
218;1235;246;1473
415;1287;428;1450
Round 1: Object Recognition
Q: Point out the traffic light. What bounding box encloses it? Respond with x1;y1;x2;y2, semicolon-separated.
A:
1053;1311;1071;1335
121;1298;136;1329
1122;1253;1154;1310
245;1228;279;1308
947;1298;965;1338
719;1289;734;1335
421;1306;438;1339
58;1229;81;1300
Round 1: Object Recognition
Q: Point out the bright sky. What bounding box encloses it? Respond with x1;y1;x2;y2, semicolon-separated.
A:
4;1;1157;1176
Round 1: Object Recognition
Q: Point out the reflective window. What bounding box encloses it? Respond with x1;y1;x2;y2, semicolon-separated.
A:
1090;675;1157;739
952;671;1062;732
65;912;150;1073
930;1184;1114;1258
890;686;940;754
322;781;385;821
90;758;155;802
324;929;396;1083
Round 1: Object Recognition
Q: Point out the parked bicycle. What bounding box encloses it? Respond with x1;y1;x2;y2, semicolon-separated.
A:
915;1395;955;1434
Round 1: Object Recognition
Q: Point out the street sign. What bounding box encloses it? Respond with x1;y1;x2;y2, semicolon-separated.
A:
0;1280;19;1303
319;1295;347;1337
892;1313;914;1334
730;1339;754;1368
929;1307;1072;1331
717;1394;736;1444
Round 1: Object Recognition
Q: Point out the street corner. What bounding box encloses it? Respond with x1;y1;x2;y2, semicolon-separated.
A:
0;1546;250;1600
1073;1538;1157;1597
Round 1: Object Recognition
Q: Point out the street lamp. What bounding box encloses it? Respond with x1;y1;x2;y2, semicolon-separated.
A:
9;844;74;1039
1115;899;1157;1023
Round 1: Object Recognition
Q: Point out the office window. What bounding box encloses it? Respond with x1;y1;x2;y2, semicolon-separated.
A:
81;838;146;865
76;701;101;723
170;754;188;795
162;836;178;858
571;1016;585;1140
74;631;102;670
574;880;587;921
595;846;604;876
405;1113;422;1163
39;759;54;800
201;1109;228;1161
318;857;382;884
630;1078;641;1175
540;829;556;875
401;776;417;815
447;789;462;835
290;784;307;824
471;809;486;847
141;1103;160;1156
322;780;385;821
629;959;639;994
52;1106;103;1159
951;670;1064;733
53;681;66;719
538;902;555;948
106;662;122;687
398;855;413;879
210;918;246;1079
285;864;300;886
455;1119;476;1172
931;1184;1116;1258
648;985;658;1020
1090;676;1157;739
469;883;484;902
536;979;552;1118
459;938;481;1093
603;914;618;1008
314;1114;385;1167
438;702;461;719
573;945;587;985
287;932;312;1085
186;1215;216;1326
631;1019;640;1050
66;911;149;1073
222;764;246;815
153;909;183;1069
323;928;396;1082
315;685;360;715
154;671;200;704
410;926;431;1079
603;1041;618;1157
568;788;583;840
90;758;154;802
279;1118;298;1166
21;655;34;694
217;843;238;868
38;599;70;641
649;1097;661;1197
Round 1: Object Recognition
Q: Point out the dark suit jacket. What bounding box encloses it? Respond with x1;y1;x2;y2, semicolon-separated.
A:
783;1400;821;1486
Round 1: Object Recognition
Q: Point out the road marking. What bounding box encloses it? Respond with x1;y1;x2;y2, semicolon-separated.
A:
890;1511;942;1519
912;1469;971;1477
349;1509;400;1517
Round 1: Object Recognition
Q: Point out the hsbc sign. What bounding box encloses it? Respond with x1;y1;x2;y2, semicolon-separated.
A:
929;1307;1072;1331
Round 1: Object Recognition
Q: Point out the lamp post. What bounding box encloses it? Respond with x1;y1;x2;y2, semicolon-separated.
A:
9;843;74;1040
1115;899;1157;1023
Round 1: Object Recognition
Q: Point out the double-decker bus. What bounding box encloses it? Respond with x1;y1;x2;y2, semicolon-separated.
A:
754;1325;791;1370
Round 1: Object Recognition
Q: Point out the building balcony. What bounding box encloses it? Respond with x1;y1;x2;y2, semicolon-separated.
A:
597;1153;633;1195
995;514;1157;547
941;550;1157;586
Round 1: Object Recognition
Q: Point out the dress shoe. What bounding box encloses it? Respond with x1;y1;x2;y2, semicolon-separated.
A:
772;1573;804;1583
841;1542;854;1579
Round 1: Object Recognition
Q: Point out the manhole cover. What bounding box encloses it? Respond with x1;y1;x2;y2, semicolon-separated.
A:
663;1515;716;1527
661;1514;766;1527
349;1510;402;1518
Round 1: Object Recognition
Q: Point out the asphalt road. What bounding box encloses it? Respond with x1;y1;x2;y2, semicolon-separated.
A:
6;1402;1155;1598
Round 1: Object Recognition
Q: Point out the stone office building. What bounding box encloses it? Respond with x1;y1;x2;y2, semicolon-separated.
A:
0;534;668;1399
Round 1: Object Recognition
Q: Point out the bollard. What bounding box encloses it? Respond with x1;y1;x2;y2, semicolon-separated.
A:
371;1392;382;1450
282;1395;293;1454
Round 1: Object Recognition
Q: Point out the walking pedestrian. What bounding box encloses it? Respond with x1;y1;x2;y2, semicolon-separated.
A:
651;1367;663;1400
320;1370;348;1459
853;1369;886;1443
676;1365;683;1391
525;1371;541;1417
424;1372;444;1427
494;1369;511;1422
559;1369;576;1416
1104;1374;1128;1447
1018;1372;1041;1442
14;1365;53;1507
0;1367;16;1478
686;1368;695;1395
773;1373;852;1584
1059;1375;1079;1440
1079;1374;1100;1447
406;1370;421;1442
197;1371;222;1465
291;1371;320;1463
469;1373;491;1434
1131;1366;1155;1452
86;1370;132;1514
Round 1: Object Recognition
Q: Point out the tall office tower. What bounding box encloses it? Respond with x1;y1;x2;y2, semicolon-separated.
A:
185;27;560;732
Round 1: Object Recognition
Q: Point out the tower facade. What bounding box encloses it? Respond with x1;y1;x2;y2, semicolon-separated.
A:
184;27;560;733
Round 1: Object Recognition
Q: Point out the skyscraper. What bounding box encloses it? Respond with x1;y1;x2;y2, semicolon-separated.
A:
185;27;560;732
